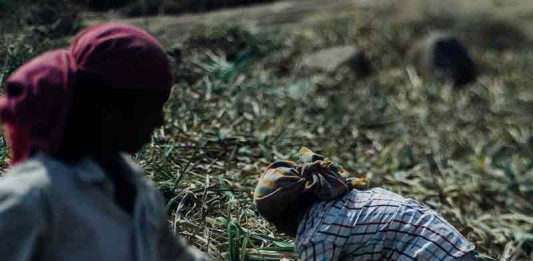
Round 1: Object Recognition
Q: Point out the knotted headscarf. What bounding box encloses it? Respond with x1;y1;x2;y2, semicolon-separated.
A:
254;147;367;234
0;50;75;164
0;23;172;165
69;23;172;93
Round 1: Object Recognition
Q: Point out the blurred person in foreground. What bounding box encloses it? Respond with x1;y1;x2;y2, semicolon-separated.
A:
254;147;493;261
0;23;206;260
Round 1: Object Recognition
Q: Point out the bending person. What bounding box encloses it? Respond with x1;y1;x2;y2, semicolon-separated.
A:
254;147;479;260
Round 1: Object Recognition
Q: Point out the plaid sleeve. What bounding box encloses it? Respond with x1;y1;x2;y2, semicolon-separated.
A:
296;188;476;260
296;198;350;261
298;241;343;261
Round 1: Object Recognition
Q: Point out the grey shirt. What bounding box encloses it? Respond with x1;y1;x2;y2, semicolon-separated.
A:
0;153;206;261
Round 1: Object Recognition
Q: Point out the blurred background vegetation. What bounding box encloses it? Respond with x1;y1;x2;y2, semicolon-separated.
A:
1;0;533;260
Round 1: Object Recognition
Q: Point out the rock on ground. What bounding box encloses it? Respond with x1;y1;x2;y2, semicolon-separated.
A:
302;45;372;76
406;32;477;87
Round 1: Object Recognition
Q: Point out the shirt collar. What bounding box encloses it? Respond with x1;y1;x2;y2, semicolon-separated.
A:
76;153;144;184
75;158;108;184
34;152;143;184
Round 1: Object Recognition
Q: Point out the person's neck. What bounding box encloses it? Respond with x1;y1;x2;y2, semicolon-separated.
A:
95;152;125;178
55;150;126;178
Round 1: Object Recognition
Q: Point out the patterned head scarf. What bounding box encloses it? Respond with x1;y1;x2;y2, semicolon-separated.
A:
0;23;172;165
254;147;367;234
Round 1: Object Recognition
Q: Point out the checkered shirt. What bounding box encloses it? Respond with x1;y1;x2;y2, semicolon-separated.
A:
296;188;475;260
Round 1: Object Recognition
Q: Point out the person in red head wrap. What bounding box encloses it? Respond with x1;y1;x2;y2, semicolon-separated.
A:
0;23;206;260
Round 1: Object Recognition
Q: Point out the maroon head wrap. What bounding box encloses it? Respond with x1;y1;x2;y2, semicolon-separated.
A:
0;50;74;164
0;23;172;165
69;23;173;92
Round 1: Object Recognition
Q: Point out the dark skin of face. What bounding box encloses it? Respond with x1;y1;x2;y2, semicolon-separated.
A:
100;89;168;154
58;88;168;159
56;74;170;215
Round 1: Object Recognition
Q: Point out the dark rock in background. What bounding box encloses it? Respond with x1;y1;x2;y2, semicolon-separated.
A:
407;32;477;87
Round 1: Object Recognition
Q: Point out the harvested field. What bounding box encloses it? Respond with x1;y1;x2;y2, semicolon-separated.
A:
1;0;533;260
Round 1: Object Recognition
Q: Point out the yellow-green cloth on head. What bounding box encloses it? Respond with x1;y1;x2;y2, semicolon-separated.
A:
253;147;367;234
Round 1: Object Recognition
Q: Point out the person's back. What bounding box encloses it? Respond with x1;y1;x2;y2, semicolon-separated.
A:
0;154;165;260
296;188;474;260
